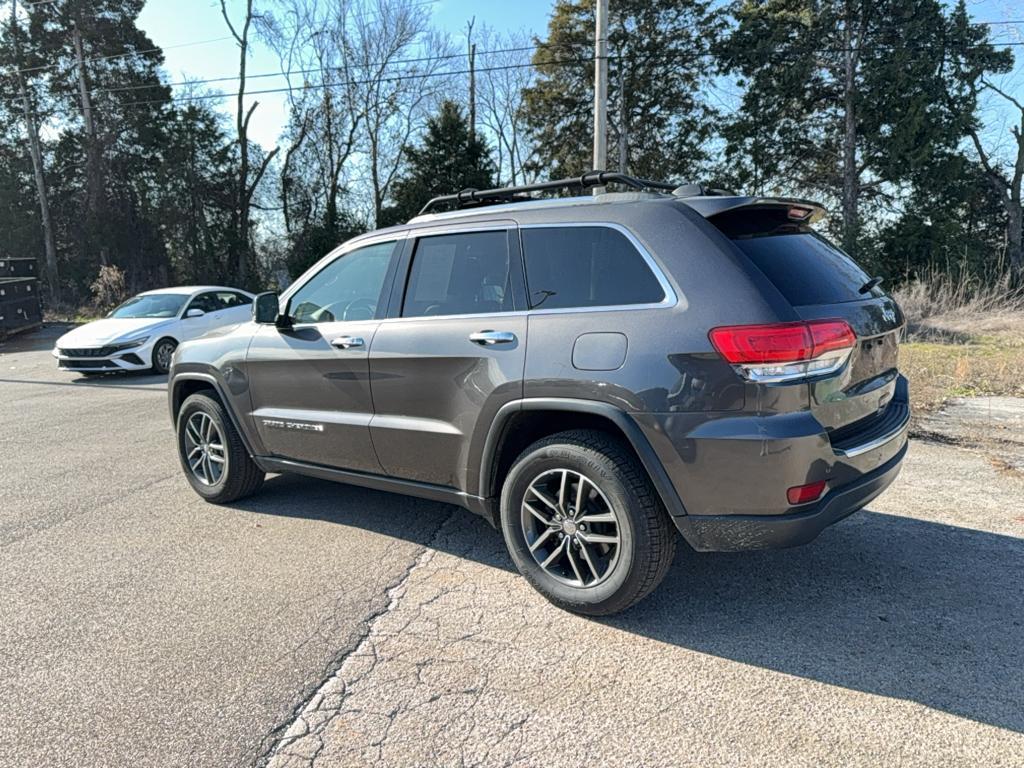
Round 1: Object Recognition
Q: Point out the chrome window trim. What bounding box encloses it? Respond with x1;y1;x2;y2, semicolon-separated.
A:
281;220;678;325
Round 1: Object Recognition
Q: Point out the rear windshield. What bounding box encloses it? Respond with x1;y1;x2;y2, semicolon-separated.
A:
731;232;880;306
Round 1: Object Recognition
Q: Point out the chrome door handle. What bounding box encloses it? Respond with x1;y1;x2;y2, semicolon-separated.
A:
330;335;364;349
469;330;516;346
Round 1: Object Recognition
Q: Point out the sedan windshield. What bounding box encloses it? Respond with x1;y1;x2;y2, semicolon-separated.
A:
110;293;188;319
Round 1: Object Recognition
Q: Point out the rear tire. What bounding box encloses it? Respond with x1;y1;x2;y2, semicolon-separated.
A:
500;429;677;616
176;393;264;503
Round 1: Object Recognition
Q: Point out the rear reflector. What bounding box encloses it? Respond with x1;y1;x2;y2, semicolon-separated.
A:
708;320;856;383
787;480;827;505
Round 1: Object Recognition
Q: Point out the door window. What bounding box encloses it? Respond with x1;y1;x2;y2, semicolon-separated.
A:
520;226;665;310
402;230;513;317
186;292;220;314
288;241;396;323
216;291;252;308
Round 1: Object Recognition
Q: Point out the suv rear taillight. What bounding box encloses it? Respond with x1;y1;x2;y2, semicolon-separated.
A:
708;320;856;383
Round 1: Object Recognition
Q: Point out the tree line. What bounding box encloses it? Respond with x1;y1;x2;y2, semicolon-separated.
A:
0;0;1020;307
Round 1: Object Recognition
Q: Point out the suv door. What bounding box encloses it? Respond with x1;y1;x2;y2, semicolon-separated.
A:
246;239;401;472
369;226;527;491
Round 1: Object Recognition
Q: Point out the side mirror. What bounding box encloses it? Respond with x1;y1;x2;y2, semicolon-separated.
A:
186;308;205;318
253;292;285;325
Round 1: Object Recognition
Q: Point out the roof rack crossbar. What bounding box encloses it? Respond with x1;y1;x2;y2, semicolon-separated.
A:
416;171;679;216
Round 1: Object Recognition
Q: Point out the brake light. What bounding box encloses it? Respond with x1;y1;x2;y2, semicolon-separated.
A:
787;480;827;505
708;320;855;383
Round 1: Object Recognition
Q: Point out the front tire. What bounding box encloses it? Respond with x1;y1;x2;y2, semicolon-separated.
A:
152;337;177;374
500;430;677;616
176;393;265;503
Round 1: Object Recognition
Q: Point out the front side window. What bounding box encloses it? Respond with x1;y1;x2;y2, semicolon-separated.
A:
288;241;396;323
402;231;513;317
521;226;665;310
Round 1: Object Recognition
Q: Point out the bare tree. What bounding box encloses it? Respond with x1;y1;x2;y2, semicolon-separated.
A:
348;0;453;225
966;80;1024;273
262;0;365;238
220;0;280;285
474;26;537;185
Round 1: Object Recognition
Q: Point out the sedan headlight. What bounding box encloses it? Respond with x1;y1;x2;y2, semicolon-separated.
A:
110;336;149;351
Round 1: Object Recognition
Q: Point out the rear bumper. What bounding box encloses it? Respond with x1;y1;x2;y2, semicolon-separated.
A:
674;441;906;551
632;374;910;552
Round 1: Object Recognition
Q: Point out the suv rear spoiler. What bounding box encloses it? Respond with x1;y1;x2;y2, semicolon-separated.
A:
679;196;827;225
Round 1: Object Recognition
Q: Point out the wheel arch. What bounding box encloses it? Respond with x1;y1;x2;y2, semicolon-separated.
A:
479;398;688;520
169;373;259;458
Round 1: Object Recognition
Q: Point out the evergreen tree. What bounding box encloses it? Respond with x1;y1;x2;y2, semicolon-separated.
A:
380;100;495;226
716;0;967;258
520;0;721;181
22;0;174;291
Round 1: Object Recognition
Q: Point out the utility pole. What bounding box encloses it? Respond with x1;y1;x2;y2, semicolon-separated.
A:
592;0;608;193
466;17;476;142
10;0;60;302
617;61;627;173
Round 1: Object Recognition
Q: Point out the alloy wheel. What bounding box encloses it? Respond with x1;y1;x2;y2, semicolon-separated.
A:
183;411;226;486
520;468;621;587
155;341;175;372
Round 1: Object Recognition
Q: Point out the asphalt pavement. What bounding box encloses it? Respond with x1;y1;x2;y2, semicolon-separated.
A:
1;325;1022;768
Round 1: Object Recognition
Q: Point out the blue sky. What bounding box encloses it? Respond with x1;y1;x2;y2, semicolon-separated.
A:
136;0;1023;154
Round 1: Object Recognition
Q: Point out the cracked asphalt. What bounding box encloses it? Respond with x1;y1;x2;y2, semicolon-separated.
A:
3;325;1023;768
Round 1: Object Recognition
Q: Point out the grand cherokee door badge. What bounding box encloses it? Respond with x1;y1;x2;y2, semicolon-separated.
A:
261;418;324;433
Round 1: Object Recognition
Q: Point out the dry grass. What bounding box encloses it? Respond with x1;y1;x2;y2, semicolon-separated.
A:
901;335;1024;414
893;269;1024;341
892;270;1024;419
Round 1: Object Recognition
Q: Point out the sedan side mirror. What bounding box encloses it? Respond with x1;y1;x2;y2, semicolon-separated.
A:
253;292;285;325
186;308;205;318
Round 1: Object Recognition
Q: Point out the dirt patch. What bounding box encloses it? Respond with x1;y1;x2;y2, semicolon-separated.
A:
913;396;1024;474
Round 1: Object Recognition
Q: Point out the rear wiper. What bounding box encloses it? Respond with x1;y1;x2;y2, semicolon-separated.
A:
859;276;884;294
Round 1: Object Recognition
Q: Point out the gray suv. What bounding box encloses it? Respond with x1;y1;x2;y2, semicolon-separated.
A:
168;173;909;615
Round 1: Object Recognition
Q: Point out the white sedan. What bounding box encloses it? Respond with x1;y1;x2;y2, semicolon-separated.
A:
53;286;255;375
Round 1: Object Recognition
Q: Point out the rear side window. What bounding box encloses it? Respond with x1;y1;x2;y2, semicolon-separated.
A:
731;232;878;306
521;226;665;310
402;231;513;317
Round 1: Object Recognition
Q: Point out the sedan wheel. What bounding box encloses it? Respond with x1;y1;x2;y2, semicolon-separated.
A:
152;339;177;374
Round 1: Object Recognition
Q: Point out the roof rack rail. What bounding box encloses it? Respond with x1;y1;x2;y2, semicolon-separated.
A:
416;171;680;216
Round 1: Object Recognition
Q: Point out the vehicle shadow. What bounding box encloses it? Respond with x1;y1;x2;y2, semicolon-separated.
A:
235;473;1023;734
0;373;167;391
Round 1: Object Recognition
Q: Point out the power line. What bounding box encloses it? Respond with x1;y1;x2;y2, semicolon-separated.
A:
84;30;1024;101
10;36;235;76
5;31;1024;115
4;0;442;77
3;52;603;119
91;42;541;98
